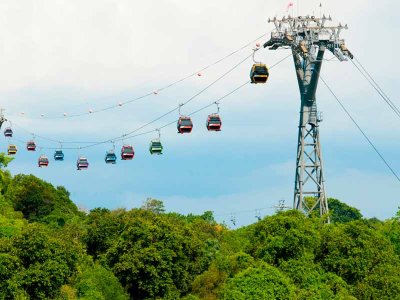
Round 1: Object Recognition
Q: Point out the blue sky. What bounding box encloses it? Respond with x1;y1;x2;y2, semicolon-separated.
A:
0;0;399;227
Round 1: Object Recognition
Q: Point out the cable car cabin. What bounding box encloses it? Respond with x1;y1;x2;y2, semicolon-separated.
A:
77;157;89;170
7;144;17;155
54;150;64;161
206;114;222;131
26;140;37;151
38;155;49;168
105;151;117;164
149;141;163;155
250;64;269;84
4;127;13;138
121;145;134;160
177;116;193;134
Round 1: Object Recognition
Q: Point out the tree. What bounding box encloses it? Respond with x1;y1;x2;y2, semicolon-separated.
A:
191;252;255;300
74;263;128;300
8;223;82;299
328;198;362;223
0;153;13;168
5;174;79;223
317;221;400;285
279;254;355;299
84;208;126;258
141;198;165;214
104;210;206;299
249;210;321;266
220;263;295;300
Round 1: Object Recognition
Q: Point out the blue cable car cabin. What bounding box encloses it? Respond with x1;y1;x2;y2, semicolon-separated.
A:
149;140;163;155
54;150;64;161
105;151;117;164
250;63;269;84
4;127;13;138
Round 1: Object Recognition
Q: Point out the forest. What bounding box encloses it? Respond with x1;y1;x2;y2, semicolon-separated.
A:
1;154;400;300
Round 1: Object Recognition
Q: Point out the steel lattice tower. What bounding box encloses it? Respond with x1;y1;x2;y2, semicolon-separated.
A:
263;15;353;219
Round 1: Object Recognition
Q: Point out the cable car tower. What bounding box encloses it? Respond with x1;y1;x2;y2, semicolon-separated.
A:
263;15;353;219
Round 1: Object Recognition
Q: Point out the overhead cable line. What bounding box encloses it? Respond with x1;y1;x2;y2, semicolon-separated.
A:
10;53;252;145
10;32;270;120
16;53;254;147
18;54;291;150
74;53;292;150
320;76;400;183
350;57;400;118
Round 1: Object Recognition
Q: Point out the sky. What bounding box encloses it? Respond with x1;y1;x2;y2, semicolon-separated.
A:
0;0;398;227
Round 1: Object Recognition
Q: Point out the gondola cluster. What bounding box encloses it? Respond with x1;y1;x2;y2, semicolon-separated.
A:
2;111;224;170
2;58;269;170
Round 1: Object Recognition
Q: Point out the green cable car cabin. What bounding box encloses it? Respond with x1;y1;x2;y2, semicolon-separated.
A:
149;140;163;155
250;63;269;84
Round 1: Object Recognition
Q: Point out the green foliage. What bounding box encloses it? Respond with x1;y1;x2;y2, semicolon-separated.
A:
0;165;399;300
141;197;165;214
249;210;321;265
220;263;296;300
328;198;363;223
5;174;79;223
191;252;255;299
84;208;126;258
104;210;207;299
317;221;399;285
74;263;128;300
279;254;354;299
0;152;13;168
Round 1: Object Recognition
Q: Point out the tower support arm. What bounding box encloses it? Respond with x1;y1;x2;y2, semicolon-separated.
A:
292;49;305;95
306;47;325;101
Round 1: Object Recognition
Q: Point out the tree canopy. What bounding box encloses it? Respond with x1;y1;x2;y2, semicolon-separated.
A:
0;159;400;299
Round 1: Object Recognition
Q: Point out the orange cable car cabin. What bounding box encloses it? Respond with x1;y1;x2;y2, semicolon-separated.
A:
250;63;269;84
7;144;17;155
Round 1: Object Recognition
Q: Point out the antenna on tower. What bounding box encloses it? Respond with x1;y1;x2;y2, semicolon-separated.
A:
319;2;323;19
272;200;290;213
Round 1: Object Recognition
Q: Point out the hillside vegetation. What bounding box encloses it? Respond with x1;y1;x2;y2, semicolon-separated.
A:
1;154;400;299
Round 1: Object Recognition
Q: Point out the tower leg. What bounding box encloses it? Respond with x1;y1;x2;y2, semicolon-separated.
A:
293;103;329;221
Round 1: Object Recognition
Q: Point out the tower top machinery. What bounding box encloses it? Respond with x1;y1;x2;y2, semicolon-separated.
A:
263;15;353;220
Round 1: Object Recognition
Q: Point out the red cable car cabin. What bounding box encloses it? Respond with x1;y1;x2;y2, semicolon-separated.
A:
177;116;193;134
77;157;89;170
121;145;134;160
26;140;36;151
206;114;222;131
38;155;49;167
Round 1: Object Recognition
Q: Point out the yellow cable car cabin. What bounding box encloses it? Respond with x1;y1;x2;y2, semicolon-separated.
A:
7;144;17;155
250;63;269;84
